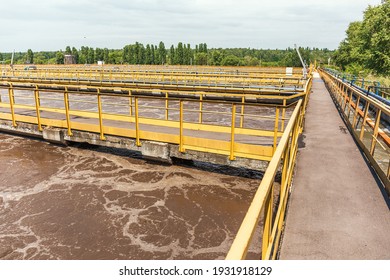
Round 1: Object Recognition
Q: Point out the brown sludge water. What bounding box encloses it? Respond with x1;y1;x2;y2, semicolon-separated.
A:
0;133;263;260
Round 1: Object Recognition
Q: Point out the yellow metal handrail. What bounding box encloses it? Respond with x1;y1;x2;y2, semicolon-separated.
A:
226;98;304;260
320;69;390;193
8;64;305;77
0;80;306;99
4;69;305;85
0;82;298;162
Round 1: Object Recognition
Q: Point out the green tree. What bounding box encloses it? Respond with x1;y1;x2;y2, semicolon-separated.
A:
79;46;90;64
87;48;95;64
109;50;123;64
243;55;260;66
334;1;390;75
104;48;110;63
145;44;152;64
158;41;166;64
196;53;208;65
221;55;241;66
65;46;72;55
210;50;224;66
95;48;104;61
122;45;132;63
183;43;193;65
360;1;390;74
135;42;145;64
176;42;184;65
71;47;79;64
151;45;155;64
26;49;34;64
56;51;64;64
169;45;175;64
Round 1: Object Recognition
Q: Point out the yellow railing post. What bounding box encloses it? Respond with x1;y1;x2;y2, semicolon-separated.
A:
281;99;286;132
165;92;169;121
199;94;203;124
352;96;361;128
359;102;370;141
262;187;273;259
97;89;105;140
179;100;185;152
346;90;353;118
273;107;280;154
339;83;344;104
34;85;42;131
240;96;245;128
388;161;390;179
343;89;349;112
135;97;141;146
128;90;133;117
370;109;382;156
8;83;17;127
64;87;72;136
229;103;236;161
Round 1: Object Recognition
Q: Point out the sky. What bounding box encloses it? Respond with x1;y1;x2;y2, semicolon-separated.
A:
0;0;383;52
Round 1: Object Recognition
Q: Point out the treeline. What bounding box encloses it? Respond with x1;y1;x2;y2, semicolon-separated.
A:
0;43;333;67
333;0;389;75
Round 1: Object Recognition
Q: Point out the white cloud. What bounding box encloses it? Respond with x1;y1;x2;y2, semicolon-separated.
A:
0;0;382;52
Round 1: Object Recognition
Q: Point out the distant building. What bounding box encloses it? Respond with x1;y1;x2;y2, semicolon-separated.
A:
64;54;76;64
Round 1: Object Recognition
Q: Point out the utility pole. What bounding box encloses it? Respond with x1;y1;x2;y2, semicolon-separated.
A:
10;50;15;66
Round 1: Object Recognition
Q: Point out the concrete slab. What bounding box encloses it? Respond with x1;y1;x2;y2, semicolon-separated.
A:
280;76;390;260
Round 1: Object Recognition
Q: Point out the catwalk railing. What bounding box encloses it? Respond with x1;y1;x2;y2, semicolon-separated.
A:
320;69;390;194
226;77;311;260
0;81;311;162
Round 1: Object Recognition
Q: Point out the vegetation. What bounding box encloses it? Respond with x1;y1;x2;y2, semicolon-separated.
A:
333;0;389;76
0;42;332;68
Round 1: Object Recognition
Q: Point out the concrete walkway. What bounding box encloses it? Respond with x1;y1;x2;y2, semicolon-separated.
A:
280;75;390;259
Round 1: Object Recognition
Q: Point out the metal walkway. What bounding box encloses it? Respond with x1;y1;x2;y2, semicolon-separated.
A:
280;74;390;259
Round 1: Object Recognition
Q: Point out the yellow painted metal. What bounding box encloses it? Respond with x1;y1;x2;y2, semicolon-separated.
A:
0;80;307;104
97;90;106;140
359;103;370;141
370;109;381;156
199;94;203;124
262;185;273;257
346;90;353;119
230;104;236;161
281;99;286;131
64;87;73;136
8;84;16;127
1;99;283;141
0;79;302;164
388;160;390;179
179;100;185;153
165;92;169;121
135;97;141;146
226;99;304;260
352;95;361;128
128;91;133;117
240;96;245;128
273;108;280;154
34;85;42;131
